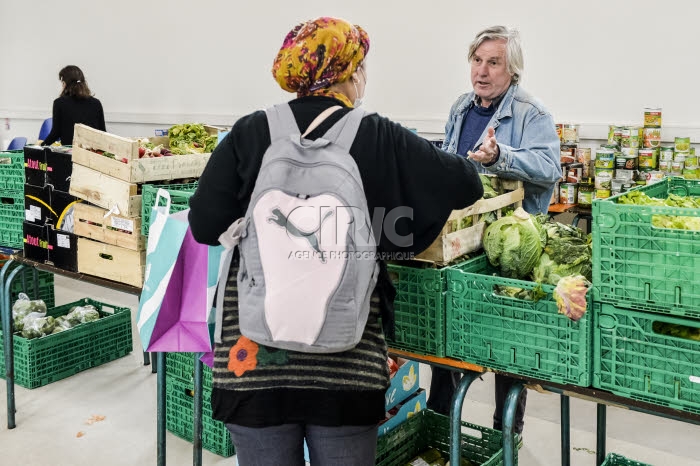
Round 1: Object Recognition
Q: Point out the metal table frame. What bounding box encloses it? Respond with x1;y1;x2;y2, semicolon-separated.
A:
0;254;167;464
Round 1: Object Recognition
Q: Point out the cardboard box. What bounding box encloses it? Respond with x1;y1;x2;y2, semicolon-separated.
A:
378;389;426;436
22;222;78;271
71;124;215;183
23;146;73;191
24;185;82;230
48;227;78;272
24;185;54;226
69;164;141;218
77;238;145;287
73;203;144;251
23;222;50;263
24;146;47;188
385;358;420;411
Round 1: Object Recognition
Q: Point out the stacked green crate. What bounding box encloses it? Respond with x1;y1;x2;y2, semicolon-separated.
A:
376;409;519;466
592;178;700;414
600;453;652;466
0;150;26;249
0;298;132;388
445;254;592;386
164;352;234;457
386;262;448;357
141;182;198;237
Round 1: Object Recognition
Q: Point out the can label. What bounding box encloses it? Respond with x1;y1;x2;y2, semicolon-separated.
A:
671;161;684;175
560;146;576;164
638;148;658;168
607;126;623;146
642;127;661;148
555;123;563;141
567;165;583;183
595;149;615;168
615;155;638;170
577;186;593;206
660;146;675;161
561;124;579;143
644;108;662;128
675;137;691;153
645;171;665;184
621;147;638;157
621;127;640;148
595;169;613;189
595;189;611;199
659;160;670;172
560;183;578;204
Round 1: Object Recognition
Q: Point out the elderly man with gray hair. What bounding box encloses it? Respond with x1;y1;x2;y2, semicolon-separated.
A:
428;25;560;435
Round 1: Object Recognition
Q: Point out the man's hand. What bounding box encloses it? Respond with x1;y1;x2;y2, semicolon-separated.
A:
468;127;500;165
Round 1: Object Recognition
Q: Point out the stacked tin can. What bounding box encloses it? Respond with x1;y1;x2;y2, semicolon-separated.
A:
555;124;586;205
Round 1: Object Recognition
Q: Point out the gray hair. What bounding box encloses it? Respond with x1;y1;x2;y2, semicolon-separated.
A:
468;26;524;84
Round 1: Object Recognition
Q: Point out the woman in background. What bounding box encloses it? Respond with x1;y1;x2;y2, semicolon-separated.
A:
41;65;105;146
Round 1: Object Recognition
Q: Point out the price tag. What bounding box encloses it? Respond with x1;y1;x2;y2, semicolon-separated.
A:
111;216;134;233
56;233;71;249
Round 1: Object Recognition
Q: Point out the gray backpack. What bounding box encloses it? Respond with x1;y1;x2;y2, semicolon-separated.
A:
218;103;379;353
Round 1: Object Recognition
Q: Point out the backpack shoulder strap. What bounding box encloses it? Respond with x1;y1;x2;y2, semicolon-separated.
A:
265;103;300;142
321;107;371;151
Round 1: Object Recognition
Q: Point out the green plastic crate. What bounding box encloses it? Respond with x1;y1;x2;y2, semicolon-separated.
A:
0;256;55;309
165;375;235;458
600;453;652;466
165;352;212;391
376;409;518;466
141;182;198;237
386;262;447;357
0;298;132;389
0;190;25;249
593;177;700;317
593;302;700;415
445;254;592;386
0;150;26;191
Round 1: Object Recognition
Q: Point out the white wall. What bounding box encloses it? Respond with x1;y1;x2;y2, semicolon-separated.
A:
1;0;699;148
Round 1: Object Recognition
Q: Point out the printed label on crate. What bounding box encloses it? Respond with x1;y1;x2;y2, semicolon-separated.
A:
111;216;134;233
154;129;169;137
56;233;71;249
25;206;42;222
690;376;700;384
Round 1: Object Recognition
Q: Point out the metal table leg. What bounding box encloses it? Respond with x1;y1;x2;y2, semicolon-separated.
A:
2;262;25;429
143;351;151;366
157;353;167;466
193;353;204;466
561;394;570;466
596;403;607;466
449;371;481;465
152;353;158;373
502;381;525;466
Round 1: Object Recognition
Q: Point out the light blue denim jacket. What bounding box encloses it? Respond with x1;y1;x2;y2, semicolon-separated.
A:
442;84;560;214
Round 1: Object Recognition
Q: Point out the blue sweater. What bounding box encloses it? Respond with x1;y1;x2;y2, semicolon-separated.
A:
456;103;496;156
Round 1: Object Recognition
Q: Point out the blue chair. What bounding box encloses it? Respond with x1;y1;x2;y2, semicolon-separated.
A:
7;137;27;151
38;118;52;141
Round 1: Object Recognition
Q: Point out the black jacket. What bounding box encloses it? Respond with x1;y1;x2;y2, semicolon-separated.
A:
42;95;106;146
189;95;483;253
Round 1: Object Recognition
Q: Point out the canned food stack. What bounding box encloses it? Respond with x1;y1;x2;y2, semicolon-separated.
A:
555;123;590;206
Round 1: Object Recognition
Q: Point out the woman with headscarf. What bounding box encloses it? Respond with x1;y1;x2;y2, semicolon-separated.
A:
41;65;106;146
188;17;484;465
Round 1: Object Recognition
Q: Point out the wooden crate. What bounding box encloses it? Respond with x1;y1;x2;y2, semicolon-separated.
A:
73;203;145;251
71;124;214;183
69;164;141;218
416;177;524;265
77;238;145;288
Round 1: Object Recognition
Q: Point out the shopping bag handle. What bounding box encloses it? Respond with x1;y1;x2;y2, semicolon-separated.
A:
155;189;172;215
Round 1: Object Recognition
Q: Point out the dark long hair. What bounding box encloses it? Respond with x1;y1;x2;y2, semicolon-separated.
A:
59;65;92;99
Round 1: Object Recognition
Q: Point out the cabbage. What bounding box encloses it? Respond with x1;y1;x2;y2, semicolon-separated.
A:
483;208;546;279
553;275;590;322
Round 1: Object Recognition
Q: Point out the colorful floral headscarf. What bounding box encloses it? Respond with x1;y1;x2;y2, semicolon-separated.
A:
272;17;369;107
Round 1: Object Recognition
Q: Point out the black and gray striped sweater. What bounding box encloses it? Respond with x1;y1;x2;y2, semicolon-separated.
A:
211;260;390;426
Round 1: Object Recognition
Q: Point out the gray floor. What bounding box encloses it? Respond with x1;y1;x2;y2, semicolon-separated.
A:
1;275;699;466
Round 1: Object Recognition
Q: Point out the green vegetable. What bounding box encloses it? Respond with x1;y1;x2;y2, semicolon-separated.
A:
531;220;592;286
480;174;498;199
483;207;546;279
494;284;547;301
168;123;217;155
618;190;700;231
12;295;47;332
653;321;700;341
